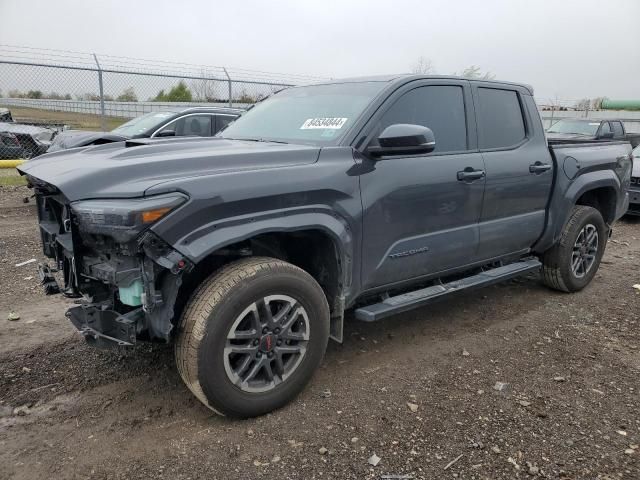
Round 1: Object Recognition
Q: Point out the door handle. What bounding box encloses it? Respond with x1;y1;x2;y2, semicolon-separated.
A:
529;162;552;174
457;168;485;181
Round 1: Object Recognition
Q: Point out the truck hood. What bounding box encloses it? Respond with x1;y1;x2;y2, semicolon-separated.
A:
17;137;320;201
47;130;129;152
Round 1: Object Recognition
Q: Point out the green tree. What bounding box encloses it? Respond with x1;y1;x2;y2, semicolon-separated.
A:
154;81;192;102
457;65;495;80
117;87;138;102
26;90;43;99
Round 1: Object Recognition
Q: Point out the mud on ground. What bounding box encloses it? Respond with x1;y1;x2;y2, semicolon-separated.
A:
1;185;639;479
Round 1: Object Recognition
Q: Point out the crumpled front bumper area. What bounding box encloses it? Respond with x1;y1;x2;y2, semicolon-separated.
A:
67;305;144;348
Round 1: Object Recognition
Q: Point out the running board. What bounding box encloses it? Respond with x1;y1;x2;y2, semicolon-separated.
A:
355;259;541;322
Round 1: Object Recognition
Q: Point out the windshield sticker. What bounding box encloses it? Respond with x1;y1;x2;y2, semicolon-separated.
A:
589;122;600;125
300;117;348;130
154;113;172;118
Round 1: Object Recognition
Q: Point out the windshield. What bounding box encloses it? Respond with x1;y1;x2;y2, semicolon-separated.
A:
111;111;175;136
218;82;386;146
547;119;599;136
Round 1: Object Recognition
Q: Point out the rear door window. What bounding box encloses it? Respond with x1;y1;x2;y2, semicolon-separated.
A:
215;114;237;133
611;121;624;138
599;122;612;137
476;88;526;149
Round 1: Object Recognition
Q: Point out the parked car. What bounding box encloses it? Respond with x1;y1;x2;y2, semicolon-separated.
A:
0;132;24;159
0;121;55;159
18;74;633;418
628;145;640;216
47;107;243;152
0;107;13;122
547;118;640;147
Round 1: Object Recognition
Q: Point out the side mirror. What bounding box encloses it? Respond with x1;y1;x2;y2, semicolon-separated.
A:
599;131;614;139
156;130;176;138
367;124;435;158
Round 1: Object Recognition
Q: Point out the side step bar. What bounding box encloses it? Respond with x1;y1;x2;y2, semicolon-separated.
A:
355;259;541;322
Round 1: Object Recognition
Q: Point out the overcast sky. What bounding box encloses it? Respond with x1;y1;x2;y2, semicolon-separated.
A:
1;0;639;103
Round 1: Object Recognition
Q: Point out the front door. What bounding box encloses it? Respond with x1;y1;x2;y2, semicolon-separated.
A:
359;81;485;290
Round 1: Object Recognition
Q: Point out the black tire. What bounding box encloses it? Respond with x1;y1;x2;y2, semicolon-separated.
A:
541;205;607;292
175;257;330;418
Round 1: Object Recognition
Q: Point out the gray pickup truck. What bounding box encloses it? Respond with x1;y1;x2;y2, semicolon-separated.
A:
18;75;633;418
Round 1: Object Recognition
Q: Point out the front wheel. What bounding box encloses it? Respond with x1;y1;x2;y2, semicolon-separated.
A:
541;205;607;292
175;257;330;418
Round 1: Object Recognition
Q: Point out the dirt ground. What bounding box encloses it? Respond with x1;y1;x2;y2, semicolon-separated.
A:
1;184;639;480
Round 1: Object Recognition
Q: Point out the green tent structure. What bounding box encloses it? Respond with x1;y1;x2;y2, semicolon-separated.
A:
601;99;640;111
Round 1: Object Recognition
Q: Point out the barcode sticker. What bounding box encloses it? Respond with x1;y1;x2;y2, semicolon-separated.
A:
300;118;348;129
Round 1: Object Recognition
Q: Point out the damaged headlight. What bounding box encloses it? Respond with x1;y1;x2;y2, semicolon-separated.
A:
71;193;188;242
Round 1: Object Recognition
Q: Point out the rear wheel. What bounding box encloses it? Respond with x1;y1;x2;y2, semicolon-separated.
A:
175;257;330;418
541;205;607;292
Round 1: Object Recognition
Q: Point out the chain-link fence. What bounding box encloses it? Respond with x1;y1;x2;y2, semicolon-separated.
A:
1;45;640;161
0;45;329;159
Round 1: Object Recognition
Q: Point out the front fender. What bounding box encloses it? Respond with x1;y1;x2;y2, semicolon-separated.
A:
175;206;353;262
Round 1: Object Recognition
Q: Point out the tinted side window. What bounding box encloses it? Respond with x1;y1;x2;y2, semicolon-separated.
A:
477;88;526;149
611;121;624;137
157;115;212;137
181;115;211;136
376;85;467;153
599;122;611;136
215;115;236;133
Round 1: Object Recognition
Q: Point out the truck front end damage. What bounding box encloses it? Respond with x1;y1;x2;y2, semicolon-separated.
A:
33;179;192;347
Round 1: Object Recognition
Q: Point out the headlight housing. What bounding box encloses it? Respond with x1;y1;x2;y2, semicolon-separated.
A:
71;193;188;243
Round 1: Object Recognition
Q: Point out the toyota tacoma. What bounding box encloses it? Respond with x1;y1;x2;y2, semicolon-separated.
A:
18;75;633;418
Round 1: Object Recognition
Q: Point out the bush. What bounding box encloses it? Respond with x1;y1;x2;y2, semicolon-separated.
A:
154;81;192;102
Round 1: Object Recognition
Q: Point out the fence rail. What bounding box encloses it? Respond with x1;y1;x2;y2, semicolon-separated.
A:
0;97;249;119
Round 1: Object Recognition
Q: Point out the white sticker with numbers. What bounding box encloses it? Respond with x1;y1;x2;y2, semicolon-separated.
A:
300;117;348;129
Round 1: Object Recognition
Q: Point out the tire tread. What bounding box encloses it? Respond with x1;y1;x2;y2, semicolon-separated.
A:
541;205;604;293
175;257;319;415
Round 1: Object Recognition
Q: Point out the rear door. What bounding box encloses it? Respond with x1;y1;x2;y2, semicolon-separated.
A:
359;80;486;290
472;84;554;260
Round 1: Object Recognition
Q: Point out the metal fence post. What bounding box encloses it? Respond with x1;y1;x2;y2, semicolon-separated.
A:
223;67;232;108
92;53;106;131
